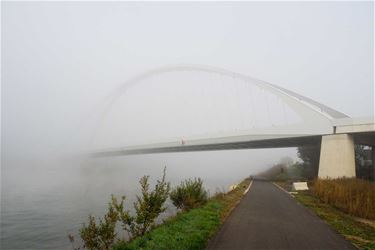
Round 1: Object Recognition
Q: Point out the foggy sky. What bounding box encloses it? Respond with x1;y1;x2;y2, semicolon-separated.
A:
3;4;373;248
2;1;374;165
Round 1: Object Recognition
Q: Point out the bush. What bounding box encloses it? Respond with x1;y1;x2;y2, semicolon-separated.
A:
313;178;375;219
118;167;170;238
75;168;170;249
170;178;208;211
79;195;125;250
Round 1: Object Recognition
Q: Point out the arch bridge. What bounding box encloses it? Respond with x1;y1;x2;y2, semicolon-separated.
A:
93;64;375;179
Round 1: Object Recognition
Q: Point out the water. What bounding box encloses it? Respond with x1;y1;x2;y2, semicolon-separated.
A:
1;149;295;249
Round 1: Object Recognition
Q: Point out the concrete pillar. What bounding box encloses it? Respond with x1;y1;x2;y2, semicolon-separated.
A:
318;134;356;178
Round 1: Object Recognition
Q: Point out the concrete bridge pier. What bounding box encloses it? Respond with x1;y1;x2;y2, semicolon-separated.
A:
318;134;356;178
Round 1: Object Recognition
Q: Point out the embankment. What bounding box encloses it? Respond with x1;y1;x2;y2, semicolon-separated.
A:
114;178;252;250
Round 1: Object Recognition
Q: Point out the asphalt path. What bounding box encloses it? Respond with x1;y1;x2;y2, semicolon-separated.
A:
207;180;355;250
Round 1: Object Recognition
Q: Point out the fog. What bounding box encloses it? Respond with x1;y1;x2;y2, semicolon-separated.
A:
1;1;374;249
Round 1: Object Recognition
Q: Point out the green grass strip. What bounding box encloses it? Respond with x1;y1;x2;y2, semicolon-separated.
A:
114;178;251;250
114;202;222;250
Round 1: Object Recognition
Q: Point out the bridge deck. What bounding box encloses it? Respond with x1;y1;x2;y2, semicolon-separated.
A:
92;134;322;157
92;119;374;157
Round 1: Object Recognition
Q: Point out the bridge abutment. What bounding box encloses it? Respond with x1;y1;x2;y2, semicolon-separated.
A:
318;134;356;178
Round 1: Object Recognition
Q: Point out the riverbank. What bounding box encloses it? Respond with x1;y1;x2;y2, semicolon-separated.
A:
114;178;252;250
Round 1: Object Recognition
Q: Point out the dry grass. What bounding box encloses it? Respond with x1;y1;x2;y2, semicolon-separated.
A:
295;192;375;250
215;178;252;222
313;178;375;220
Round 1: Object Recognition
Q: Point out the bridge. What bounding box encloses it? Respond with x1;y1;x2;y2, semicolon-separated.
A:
92;64;375;179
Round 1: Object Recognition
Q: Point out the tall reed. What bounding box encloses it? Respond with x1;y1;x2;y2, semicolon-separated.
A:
313;178;375;219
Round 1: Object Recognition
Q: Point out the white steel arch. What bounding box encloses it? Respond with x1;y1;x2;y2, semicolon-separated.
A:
97;64;349;139
91;66;374;180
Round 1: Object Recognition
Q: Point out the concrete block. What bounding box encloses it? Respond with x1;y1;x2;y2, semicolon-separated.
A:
292;182;309;191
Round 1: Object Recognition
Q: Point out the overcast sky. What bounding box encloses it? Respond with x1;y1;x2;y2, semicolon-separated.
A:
2;4;374;248
2;1;374;158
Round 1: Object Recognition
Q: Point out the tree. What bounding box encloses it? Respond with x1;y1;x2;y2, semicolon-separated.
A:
279;156;294;168
297;144;320;179
298;144;372;180
355;145;366;167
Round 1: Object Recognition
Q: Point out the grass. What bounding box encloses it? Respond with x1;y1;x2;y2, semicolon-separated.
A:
295;191;375;250
313;178;375;220
114;178;251;250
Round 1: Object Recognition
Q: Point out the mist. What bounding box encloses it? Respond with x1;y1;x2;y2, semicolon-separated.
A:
1;1;373;249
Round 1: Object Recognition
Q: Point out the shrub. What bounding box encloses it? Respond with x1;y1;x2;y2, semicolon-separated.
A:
117;167;170;238
313;178;375;219
170;178;208;211
75;168;170;249
79;195;125;250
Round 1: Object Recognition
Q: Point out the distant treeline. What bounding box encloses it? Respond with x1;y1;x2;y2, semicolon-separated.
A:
258;145;374;181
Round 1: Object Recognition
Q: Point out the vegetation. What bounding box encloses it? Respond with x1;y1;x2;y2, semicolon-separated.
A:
295;192;375;249
71;167;251;250
256;156;306;181
79;196;123;250
297;144;374;181
214;179;251;222
114;178;251;250
114;202;222;250
118;169;171;238
266;147;375;248
297;145;320;179
170;178;208;211
71;168;170;250
263;145;374;181
313;178;375;220
355;145;375;182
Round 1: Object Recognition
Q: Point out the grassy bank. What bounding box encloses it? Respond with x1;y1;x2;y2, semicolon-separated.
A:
295;192;375;249
114;178;251;250
313;178;375;220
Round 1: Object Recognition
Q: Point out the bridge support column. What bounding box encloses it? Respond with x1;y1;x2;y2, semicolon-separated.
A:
318;134;356;178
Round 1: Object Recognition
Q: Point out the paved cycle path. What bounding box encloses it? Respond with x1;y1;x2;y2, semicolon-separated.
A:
207;180;355;250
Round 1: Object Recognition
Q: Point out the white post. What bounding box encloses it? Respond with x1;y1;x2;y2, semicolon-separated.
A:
318;134;356;178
